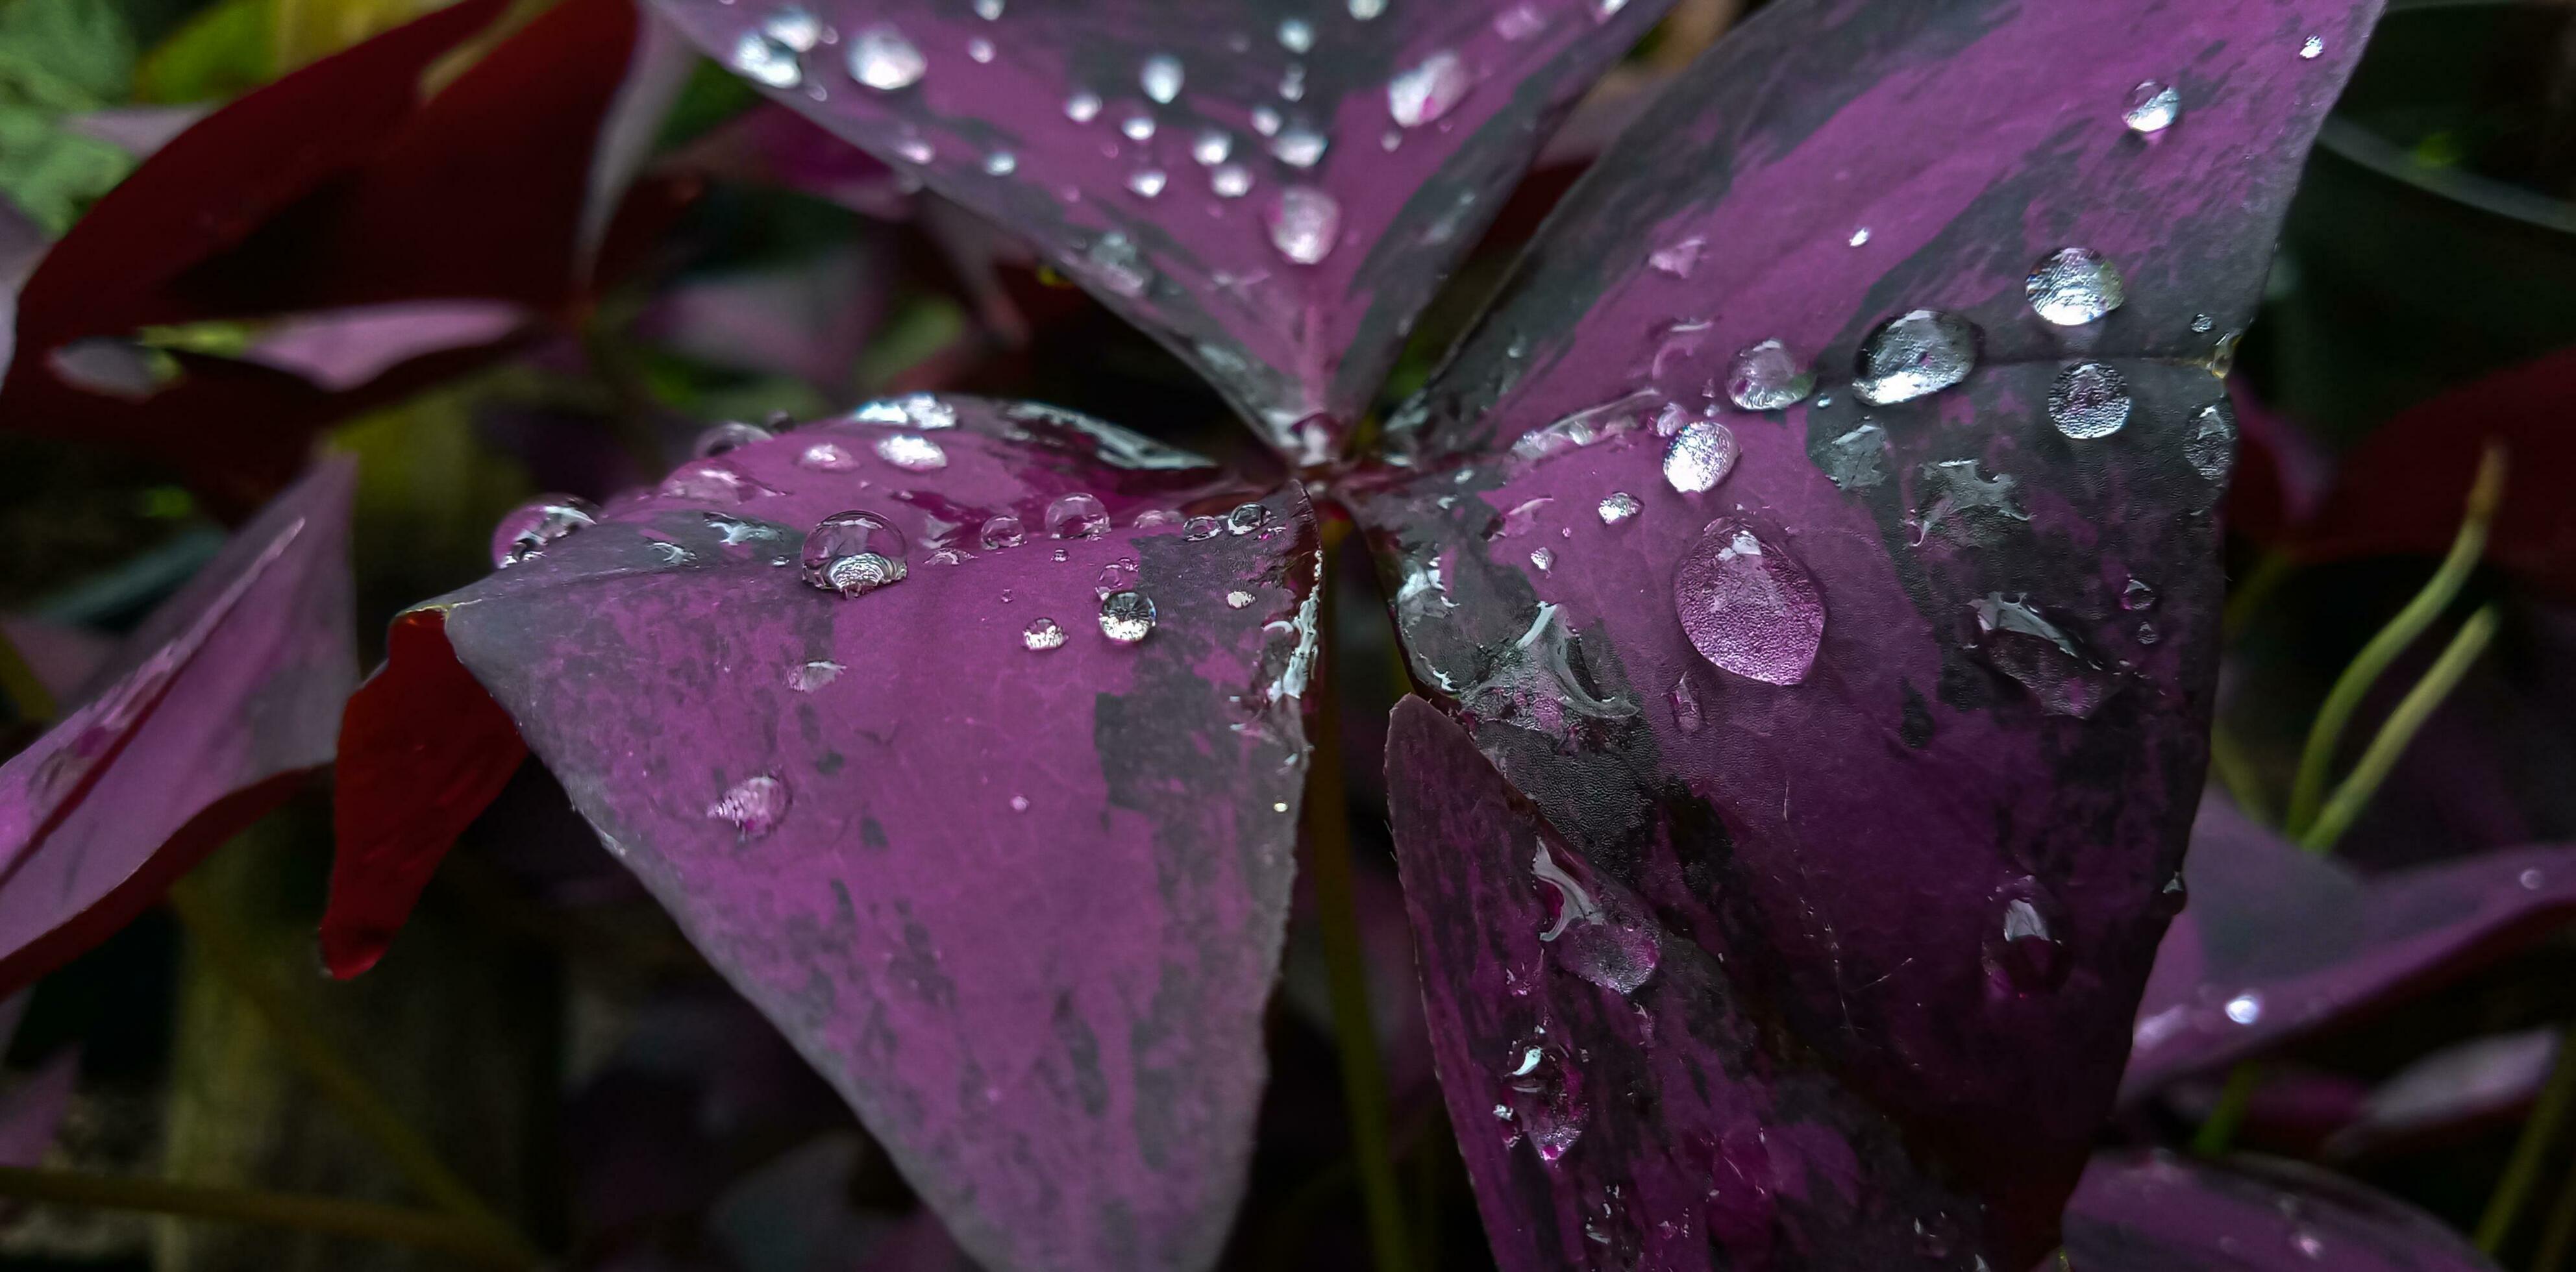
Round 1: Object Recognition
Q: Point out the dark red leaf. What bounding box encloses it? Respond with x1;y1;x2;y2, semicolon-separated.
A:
2064;1150;2497;1271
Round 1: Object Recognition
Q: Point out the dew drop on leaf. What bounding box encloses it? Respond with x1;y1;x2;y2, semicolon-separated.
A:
1972;593;2119;717
2025;247;2125;326
1348;0;1385;19
1596;492;1640;526
1098;591;1157;643
1270;127;1327;168
1674;519;1825;685
1182;515;1224;541
1820;422;1889;489
693;419;774;457
1226;590;1255;609
800;510;908;596
874;433;948;471
2226;992;2263;1024
1663;419;1738;494
1128;169;1168;199
1724;339;1815;411
730;29;803;88
1854;310;1979;405
491;495;597;568
847;25;925;91
1267;186;1341;264
2048;362;2133;439
1022;617;1066;651
1276;18;1313;51
1140;53;1183;104
1192;128;1232;165
1499;1037;1585;1161
1647;237;1704;278
2124;80;2181;134
1210;164;1252;198
1045;493;1109;539
1121;114;1156;142
978;515;1026;550
2185;402;2236;481
2300;34;2324;58
1669;675;1703;733
1065;90;1101;122
706;775;790;838
788;659;843;692
1983;877;2070;994
1388;50;1469;127
797;441;858;471
982;151;1017;176
2122;578;2158;611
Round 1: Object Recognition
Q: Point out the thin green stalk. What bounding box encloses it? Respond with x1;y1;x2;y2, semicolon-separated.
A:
0;1167;538;1268
164;880;538;1262
1307;540;1411;1272
2286;445;2507;837
2531;1145;2576;1272
0;624;55;725
2299;605;2501;856
2481;1023;2576;1253
2190;1061;2263;1157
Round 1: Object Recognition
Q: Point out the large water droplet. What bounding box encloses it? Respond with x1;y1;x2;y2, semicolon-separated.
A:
1662;419;1738;494
801;510;908;596
2226;991;2264;1024
978;515;1026;550
1127;169;1168;199
1972;594;2119;718
1192;128;1232;165
730;28;803;88
1226;503;1269;535
1388;50;1469;127
874;433;947;471
1499;1037;1586;1162
2048;361;2133;439
2124;81;2181;134
1267;186;1341;265
1209;164;1253;198
662;459;763;503
2185;402;2236;482
707;774;790;838
1098;591;1157;643
1596;492;1640;526
2026;248;2125;326
1674;519;1824;685
1530;840;1661;994
1270;127;1327;168
694;419;775;458
1022;617;1066;651
848;25;925;90
1140;53;1183;104
1045;493;1109;539
1725;339;1814;411
1854;310;1979;405
1983;877;2070;994
1277;18;1313;51
1065;90;1102;122
491;495;598;567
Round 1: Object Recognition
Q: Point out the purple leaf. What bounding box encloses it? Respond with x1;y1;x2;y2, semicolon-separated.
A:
0;1051;77;1169
60;106;212;159
1348;0;2382;1262
0;459;356;994
240;300;533;392
660;103;916;221
636;246;889;393
2121;799;2576;1104
581;6;701;274
0;197;42;382
2325;1029;2558;1160
323;397;1320;1272
647;0;1681;463
0;618;114;707
2063;1150;2498;1271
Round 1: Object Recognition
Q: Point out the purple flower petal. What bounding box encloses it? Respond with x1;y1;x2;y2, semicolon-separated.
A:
1349;0;2382;1262
2064;1149;2499;1271
647;0;1681;463
324;397;1320;1272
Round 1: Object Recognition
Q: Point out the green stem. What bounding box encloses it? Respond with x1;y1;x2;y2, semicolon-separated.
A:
0;1167;538;1268
164;881;539;1261
2190;1061;2263;1157
2285;445;2507;838
0;624;55;725
2299;605;2501;856
2481;1023;2576;1253
2531;1145;2576;1272
1307;541;1411;1272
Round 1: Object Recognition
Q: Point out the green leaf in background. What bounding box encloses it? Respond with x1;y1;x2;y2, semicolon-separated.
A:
132;0;272;104
0;0;136;234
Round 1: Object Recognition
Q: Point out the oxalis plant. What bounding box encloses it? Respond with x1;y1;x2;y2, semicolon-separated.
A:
18;0;2523;1267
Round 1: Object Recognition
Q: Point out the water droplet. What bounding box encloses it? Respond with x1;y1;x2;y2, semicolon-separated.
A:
1191;128;1232;166
1099;591;1156;643
1596;492;1640;526
1022;617;1066;651
1983;877;2070;994
2190;312;2216;334
1045;493;1110;539
1224;503;1269;536
982;150;1017;176
1854;310;1979;405
730;28;803;88
1065;90;1102;122
2523;868;2546;890
693;419;775;457
1529;547;1554;572
1128;168;1168;199
491;495;599;567
2124;80;2181;134
1972;594;2119;717
959;34;991;62
1531;839;1660;993
2048;362;2132;439
1348;0;1385;18
1662;419;1739;495
1277;18;1313;51
2026;248;2125;326
2225;991;2263;1024
1080;232;1152;297
2153;872;2189;916
1648;237;1705;278
852;392;956;429
2299;34;2323;59
2136;621;2159;645
2185;402;2235;482
1669;676;1703;732
1267;186;1340;265
1510;390;1658;461
874;433;947;471
1911;458;2029;546
973;0;1002;16
1389;50;1469;127
707;775;790;838
789;659;843;691
1499;1037;1586;1161
1140;53;1183;104
1820;423;1889;489
976;514;1027;550
1675;519;1825;685
1226;589;1256;609
1725;339;1814;411
2122;578;2157;611
1209;164;1252;197
848;25;924;90
1270;127;1327;168
800;510;909;596
894;136;934;164
662;459;762;503
1848;226;1871;247
795;440;858;471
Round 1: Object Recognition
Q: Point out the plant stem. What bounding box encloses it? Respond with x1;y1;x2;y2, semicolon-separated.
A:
0;1167;538;1267
1306;540;1411;1272
0;624;55;725
163;879;539;1261
2531;1146;2576;1272
2481;1023;2576;1253
2190;1061;2263;1157
2285;445;2507;838
2205;720;2270;825
2299;605;2501;856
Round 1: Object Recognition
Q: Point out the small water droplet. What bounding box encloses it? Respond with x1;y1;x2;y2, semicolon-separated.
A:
2124;80;2181;134
1209;164;1252;197
796;440;859;471
1022;617;1066;651
1191;128;1232;165
1725;339;1815;411
1675;519;1825;685
1498;1036;1586;1160
1270;126;1327;168
730;28;804;88
707;774;791;838
1529;547;1554;572
1648;236;1705;278
800;510;909;596
1222;503;1268;537
1080;232;1151;297
2136;620;2159;645
1973;594;2118;717
693;419;775;457
2153;872;2189;916
2191;313;2216;334
1389;50;1469;127
1128;168;1168;198
1596;492;1640;526
1226;589;1256;609
1276;18;1313;51
1065;90;1102;122
1267;186;1340;264
1854;310;1979;405
662;459;762;503
491;495;599;567
874;433;948;471
977;515;1026;550
2225;991;2263;1024
973;0;1002;16
1099;591;1157;643
1669;676;1703;733
1120;114;1156;143
1045;493;1110;539
1848;226;1871;247
848;25;925;90
1140;53;1184;104
1662;419;1739;495
2122;578;2157;611
1983;877;2070;994
2048;362;2133;439
2299;34;2324;59
789;659;843;691
2026;248;2126;326
2185;402;2236;482
2522;868;2546;890
1348;0;1386;18
894;135;934;164
982;150;1017;175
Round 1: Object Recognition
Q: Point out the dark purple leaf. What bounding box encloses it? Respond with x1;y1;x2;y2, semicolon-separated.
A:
660;103;917;221
240;300;534;392
636;247;890;393
324;397;1320;1272
0;459;356;994
0;197;42;382
647;0;1681;463
0;1051;77;1169
1348;0;2381;1263
61;106;212;159
2063;1150;2497;1272
2325;1029;2557;1161
2122;799;2576;1103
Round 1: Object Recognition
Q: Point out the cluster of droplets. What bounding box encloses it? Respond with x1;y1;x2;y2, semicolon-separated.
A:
491;496;598;568
724;6;927;96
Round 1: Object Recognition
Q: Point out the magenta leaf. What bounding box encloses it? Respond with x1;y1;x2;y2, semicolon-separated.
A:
2325;1029;2557;1161
0;459;356;994
324;398;1320;1272
2064;1150;2499;1271
1348;0;2383;1263
2122;799;2576;1105
647;0;1680;463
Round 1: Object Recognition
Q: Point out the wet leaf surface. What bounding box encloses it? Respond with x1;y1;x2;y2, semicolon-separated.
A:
2063;1149;2500;1271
